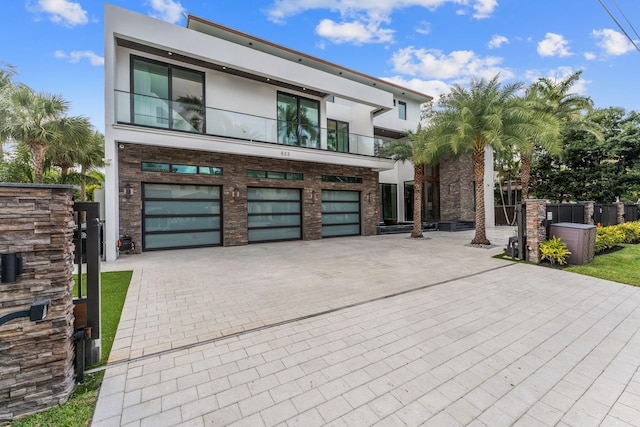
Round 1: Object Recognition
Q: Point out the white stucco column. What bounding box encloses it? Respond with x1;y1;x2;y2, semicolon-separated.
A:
103;12;119;262
484;146;495;228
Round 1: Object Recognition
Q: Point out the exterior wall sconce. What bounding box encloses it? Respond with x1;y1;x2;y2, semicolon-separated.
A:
1;252;23;283
312;190;316;204
102;158;112;165
0;300;49;326
232;187;240;201
367;192;372;203
124;183;133;199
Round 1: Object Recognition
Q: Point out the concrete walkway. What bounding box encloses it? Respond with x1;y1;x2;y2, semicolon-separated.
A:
92;229;640;426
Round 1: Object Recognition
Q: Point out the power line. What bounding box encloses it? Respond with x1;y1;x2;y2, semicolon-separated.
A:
612;0;640;41
598;0;640;54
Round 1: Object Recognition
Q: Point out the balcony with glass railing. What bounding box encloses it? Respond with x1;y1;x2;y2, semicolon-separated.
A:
115;90;385;157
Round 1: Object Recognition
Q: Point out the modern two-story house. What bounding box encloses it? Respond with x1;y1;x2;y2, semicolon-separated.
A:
103;4;437;261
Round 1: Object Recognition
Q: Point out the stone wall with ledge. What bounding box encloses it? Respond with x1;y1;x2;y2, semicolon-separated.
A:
0;184;76;421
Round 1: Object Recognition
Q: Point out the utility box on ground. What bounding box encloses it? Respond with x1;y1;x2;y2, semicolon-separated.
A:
549;222;597;265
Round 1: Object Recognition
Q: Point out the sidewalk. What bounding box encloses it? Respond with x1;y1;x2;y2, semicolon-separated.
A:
92;229;640;426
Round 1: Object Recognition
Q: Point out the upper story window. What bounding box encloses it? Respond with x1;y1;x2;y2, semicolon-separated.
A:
327;119;349;153
277;92;320;148
398;101;407;120
131;56;205;133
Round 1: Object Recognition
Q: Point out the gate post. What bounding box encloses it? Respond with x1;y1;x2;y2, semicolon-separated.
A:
580;201;595;225
615;202;625;224
525;199;547;264
0;184;76;421
73;202;101;367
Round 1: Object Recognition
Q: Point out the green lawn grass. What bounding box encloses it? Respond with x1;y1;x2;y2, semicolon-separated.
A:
10;270;132;427
566;244;640;286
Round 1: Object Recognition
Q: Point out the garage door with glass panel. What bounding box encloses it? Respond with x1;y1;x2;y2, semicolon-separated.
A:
247;188;302;243
143;183;221;250
322;190;360;237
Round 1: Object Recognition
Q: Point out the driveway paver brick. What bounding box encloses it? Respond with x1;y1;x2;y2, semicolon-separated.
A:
92;229;640;426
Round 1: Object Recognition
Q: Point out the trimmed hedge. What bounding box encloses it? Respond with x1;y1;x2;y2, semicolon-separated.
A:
596;221;640;253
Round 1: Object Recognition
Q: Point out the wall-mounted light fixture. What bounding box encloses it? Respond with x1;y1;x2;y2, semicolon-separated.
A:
124;183;133;199
1;252;23;283
232;187;240;201
0;300;49;326
367;192;372;204
312;190;316;204
102;158;112;166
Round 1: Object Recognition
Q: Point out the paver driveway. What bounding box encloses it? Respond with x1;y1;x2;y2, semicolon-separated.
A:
92;229;640;426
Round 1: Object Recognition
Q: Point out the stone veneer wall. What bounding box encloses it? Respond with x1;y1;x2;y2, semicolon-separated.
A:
438;157;475;222
117;143;380;251
581;201;595;225
524;199;548;264
0;184;76;421
615;202;625;224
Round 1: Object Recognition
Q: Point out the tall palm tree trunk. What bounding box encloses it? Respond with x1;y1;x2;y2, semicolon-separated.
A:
32;143;47;184
411;164;424;238
520;154;531;200
472;148;490;245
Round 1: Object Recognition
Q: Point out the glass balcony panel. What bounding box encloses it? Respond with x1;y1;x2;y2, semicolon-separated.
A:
115;90;388;157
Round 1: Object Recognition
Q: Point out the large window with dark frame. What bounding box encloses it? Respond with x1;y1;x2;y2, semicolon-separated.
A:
277;92;320;148
327;119;349;153
131;56;205;133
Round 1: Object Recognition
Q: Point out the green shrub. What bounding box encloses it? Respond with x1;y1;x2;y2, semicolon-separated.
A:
616;221;640;244
540;237;572;265
595;225;625;253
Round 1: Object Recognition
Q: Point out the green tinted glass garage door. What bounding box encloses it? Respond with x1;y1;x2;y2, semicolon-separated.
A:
322;190;360;237
142;183;221;250
247;187;302;243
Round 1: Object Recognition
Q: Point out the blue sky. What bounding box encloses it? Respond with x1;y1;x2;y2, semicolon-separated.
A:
2;1;639;134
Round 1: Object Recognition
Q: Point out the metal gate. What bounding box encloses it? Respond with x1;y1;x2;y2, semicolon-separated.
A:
72;202;101;380
593;204;617;227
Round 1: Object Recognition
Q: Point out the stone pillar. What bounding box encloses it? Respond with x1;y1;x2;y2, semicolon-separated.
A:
0;184;76;421
615;202;625;224
525;199;547;264
580;201;595;225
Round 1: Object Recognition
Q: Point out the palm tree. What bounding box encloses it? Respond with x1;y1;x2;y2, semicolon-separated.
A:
510;86;562;200
47;119;94;183
77;131;105;202
0;65;17;158
525;71;601;198
426;75;549;245
379;128;440;238
4;85;90;183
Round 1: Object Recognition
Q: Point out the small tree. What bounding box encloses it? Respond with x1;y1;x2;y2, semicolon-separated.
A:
4;85;90;183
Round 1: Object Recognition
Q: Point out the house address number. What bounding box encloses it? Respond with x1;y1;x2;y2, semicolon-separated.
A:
280;151;290;157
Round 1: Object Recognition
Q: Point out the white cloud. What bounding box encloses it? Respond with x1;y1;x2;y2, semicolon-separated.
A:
584;52;596;60
390;46;513;81
537;33;572;57
316;17;394;44
32;0;88;27
148;0;186;24
473;0;498;19
488;35;508;49
266;1;499;24
525;66;589;96
592;28;635;56
382;76;451;103
54;50;104;66
415;21;431;35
